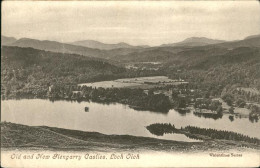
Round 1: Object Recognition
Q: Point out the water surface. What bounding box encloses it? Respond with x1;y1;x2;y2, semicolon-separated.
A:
1;99;259;142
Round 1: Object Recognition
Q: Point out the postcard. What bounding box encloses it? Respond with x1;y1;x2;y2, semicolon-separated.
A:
1;1;260;167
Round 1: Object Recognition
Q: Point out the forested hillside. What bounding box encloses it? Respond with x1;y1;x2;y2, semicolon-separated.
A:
1;46;126;98
163;46;260;107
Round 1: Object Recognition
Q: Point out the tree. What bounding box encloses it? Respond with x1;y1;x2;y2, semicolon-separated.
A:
236;99;246;108
216;106;223;114
228;115;234;122
229;107;235;114
222;94;234;106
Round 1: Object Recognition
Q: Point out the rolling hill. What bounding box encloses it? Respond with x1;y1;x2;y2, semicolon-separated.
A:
161;37;225;47
1;46;126;98
3;37;145;59
179;47;260;69
111;36;260;63
7;38;107;58
112;48;176;62
215;35;260;48
2;35;260;65
1;35;17;45
70;40;149;50
244;34;260;40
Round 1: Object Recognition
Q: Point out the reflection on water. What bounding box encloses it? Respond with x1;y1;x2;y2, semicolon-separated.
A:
193;112;223;120
154;133;201;142
145;123;201;142
176;109;191;116
229;115;234;122
249;115;259;123
1;99;260;142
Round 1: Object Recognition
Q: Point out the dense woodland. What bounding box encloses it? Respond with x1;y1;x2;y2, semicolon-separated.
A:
1;46;122;98
1;46;162;99
165;46;260;95
146;123;178;136
145;123;260;145
184;126;260;145
48;85;172;112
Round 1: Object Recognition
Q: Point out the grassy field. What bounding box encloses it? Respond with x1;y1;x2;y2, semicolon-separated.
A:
1;122;259;152
78;76;184;89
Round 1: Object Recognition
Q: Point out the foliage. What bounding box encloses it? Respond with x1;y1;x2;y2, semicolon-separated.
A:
1;46;163;99
146;123;177;136
184;126;260;145
48;85;172;112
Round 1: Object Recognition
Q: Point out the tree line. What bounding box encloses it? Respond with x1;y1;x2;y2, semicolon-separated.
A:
48;85;172;112
184;126;260;145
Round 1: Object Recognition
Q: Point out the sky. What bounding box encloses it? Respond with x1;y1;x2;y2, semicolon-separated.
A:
2;1;260;46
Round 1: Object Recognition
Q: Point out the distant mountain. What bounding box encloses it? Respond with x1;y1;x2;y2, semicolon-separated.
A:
3;35;260;64
178;47;260;69
4;38;146;59
161;37;225;47
215;36;260;48
7;38;108;58
112;48;175;62
111;45;229;63
111;35;260;63
244;34;260;40
70;40;148;50
1;35;17;45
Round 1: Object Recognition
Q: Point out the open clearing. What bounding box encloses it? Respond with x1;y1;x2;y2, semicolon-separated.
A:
79;76;187;89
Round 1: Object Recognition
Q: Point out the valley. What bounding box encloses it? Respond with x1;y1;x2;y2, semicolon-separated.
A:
1;34;260;152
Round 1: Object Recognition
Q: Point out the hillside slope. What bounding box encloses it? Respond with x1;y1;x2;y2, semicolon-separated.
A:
4;37;146;59
71;40;147;50
161;37;225;47
8;38;107;58
2;122;259;152
1;35;17;45
215;36;260;48
111;36;260;63
1;46;126;99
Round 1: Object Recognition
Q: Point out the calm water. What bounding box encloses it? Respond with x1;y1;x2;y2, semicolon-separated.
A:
1;99;260;142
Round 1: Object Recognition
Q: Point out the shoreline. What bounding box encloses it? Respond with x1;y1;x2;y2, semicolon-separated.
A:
1;122;259;153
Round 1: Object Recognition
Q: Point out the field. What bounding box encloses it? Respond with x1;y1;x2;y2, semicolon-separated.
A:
78;76;187;89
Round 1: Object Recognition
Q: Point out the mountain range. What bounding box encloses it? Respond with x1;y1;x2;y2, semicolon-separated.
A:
6;37;106;57
244;34;260;40
70;40;149;50
1;36;146;59
110;35;260;63
160;37;226;47
1;34;260;63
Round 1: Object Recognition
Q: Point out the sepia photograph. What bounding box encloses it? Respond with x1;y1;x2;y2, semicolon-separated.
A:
1;0;260;167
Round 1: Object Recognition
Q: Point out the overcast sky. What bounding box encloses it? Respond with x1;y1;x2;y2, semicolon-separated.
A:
2;1;260;46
